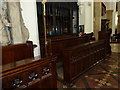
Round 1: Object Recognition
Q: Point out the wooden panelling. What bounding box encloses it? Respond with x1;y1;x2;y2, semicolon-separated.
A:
1;41;57;89
40;35;90;62
63;40;106;84
2;41;34;65
1;56;57;89
98;31;111;54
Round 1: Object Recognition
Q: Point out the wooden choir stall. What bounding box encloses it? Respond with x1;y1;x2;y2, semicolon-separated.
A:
40;35;107;85
0;2;111;89
63;40;106;84
0;41;57;89
36;2;109;86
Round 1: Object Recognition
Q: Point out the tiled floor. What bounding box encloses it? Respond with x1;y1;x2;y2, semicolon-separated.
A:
110;43;120;53
57;43;120;88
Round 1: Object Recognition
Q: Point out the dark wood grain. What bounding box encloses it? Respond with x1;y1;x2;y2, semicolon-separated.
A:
1;56;57;89
98;31;111;54
63;40;106;84
40;35;90;62
2;41;34;65
1;41;57;89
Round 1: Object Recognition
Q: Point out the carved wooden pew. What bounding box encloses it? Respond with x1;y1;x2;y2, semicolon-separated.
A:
0;41;57;89
2;41;34;65
40;35;90;62
1;56;57;89
63;40;106;84
98;31;111;54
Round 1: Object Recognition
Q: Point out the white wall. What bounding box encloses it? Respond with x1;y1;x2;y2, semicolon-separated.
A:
20;1;40;57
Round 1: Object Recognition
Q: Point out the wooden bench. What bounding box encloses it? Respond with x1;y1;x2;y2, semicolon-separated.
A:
63;40;106;84
1;41;57;89
1;56;57;89
40;35;90;62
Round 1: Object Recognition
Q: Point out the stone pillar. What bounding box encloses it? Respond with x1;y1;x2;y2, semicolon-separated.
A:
118;15;120;33
7;2;23;44
78;2;85;26
7;2;29;44
94;2;101;40
78;1;94;33
106;10;113;29
117;2;120;33
84;2;94;33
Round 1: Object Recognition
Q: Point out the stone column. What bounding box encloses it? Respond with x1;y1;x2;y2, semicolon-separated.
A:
118;15;120;33
94;2;101;40
7;2;29;44
78;1;94;33
117;2;120;33
106;10;113;29
78;2;85;26
7;2;23;44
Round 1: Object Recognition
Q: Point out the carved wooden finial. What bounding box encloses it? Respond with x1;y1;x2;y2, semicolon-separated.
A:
42;0;47;5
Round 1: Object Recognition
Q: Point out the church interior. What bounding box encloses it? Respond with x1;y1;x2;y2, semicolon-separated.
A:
0;0;120;89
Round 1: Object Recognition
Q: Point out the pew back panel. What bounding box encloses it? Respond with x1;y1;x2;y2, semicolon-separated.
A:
63;40;106;83
40;35;90;62
2;41;34;65
1;56;57;89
